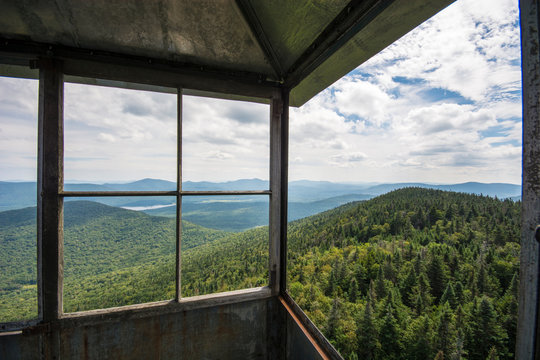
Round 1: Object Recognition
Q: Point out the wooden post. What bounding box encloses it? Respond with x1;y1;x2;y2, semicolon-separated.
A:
176;88;183;301
37;58;64;321
269;88;289;295
269;87;289;360
517;1;540;358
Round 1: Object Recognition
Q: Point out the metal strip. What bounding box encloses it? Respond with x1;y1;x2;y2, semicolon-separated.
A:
176;88;183;301
60;190;270;197
60;191;177;197
181;190;270;196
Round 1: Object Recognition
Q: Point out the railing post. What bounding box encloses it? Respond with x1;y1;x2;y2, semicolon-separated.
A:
269;87;289;295
37;58;64;322
518;1;540;358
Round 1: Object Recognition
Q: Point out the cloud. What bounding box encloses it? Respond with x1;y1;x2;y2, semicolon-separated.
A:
0;0;522;184
330;152;368;166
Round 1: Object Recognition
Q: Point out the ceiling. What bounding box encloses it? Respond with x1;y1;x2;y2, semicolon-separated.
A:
0;0;453;106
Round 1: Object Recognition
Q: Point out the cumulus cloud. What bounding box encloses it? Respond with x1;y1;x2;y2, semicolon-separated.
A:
0;0;522;184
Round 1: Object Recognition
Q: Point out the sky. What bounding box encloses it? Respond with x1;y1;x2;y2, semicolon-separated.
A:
0;0;522;184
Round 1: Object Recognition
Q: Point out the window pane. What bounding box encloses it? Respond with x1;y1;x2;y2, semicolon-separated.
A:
181;195;269;297
0;76;38;322
63;197;176;312
182;96;269;188
64;83;177;187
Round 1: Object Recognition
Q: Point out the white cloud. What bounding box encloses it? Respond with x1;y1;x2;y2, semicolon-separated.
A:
0;0;522;185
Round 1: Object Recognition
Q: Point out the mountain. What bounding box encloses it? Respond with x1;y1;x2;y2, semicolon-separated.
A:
0;200;229;320
0;188;521;360
1;179;521;212
144;193;373;231
362;181;521;198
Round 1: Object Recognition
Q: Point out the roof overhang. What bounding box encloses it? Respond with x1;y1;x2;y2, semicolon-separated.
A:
0;0;454;105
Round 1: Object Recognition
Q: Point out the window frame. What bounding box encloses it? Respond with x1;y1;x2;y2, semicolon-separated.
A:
0;59;289;331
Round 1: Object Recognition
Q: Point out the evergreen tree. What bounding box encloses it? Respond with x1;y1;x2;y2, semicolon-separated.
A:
378;304;402;360
356;299;379;360
467;297;507;360
435;302;456;357
440;283;457;308
428;255;447;302
326;298;340;340
349;278;358;303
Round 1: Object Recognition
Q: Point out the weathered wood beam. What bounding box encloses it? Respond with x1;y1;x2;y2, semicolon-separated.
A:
235;0;284;80
269;88;289;295
37;58;64;322
517;1;540;358
0;38;279;99
284;0;395;89
176;89;183;301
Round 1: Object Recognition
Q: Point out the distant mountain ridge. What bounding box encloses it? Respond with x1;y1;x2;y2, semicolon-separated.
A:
0;179;521;213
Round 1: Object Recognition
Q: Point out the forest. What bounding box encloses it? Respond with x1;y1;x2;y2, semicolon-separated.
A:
0;188;520;359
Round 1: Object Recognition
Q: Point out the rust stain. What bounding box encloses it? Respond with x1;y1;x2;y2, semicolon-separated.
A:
279;296;330;360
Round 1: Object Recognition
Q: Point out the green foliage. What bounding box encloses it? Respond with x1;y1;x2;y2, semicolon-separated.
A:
286;188;520;360
0;187;521;360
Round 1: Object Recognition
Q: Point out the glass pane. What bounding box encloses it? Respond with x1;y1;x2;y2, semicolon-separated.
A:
63;196;176;312
182;96;269;189
64;83;177;188
181;195;269;297
0;76;38;322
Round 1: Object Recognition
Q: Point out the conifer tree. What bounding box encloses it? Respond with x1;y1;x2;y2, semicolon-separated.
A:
428;255;447;302
467;297;507;360
349;278;358;303
379;304;402;360
436;302;456;357
356;299;379;360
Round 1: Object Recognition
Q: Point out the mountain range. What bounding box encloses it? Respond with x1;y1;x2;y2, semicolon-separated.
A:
0;179;521;231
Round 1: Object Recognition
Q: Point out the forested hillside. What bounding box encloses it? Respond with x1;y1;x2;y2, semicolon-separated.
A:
0;188;520;360
287;188;520;360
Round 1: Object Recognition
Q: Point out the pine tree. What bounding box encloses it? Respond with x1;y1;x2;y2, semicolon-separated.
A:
485;346;499;360
326;298;340;340
405;315;434;360
375;266;388;299
401;266;417;307
356;299;379;360
467;297;507;360
349;278;358;303
440;283;456;308
435;302;456;357
379;304;402;360
427;255;447;302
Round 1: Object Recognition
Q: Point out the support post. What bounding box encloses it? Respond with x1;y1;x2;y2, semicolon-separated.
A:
517;1;540;358
37;58;64;322
269;87;289;360
269;88;289;295
176;88;183;301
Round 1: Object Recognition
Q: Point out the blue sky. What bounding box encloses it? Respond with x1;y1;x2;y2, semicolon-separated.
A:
0;0;522;184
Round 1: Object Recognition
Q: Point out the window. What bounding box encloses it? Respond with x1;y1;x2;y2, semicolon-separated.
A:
1;71;277;325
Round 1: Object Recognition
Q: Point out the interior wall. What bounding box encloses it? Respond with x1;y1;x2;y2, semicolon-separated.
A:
0;298;271;360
